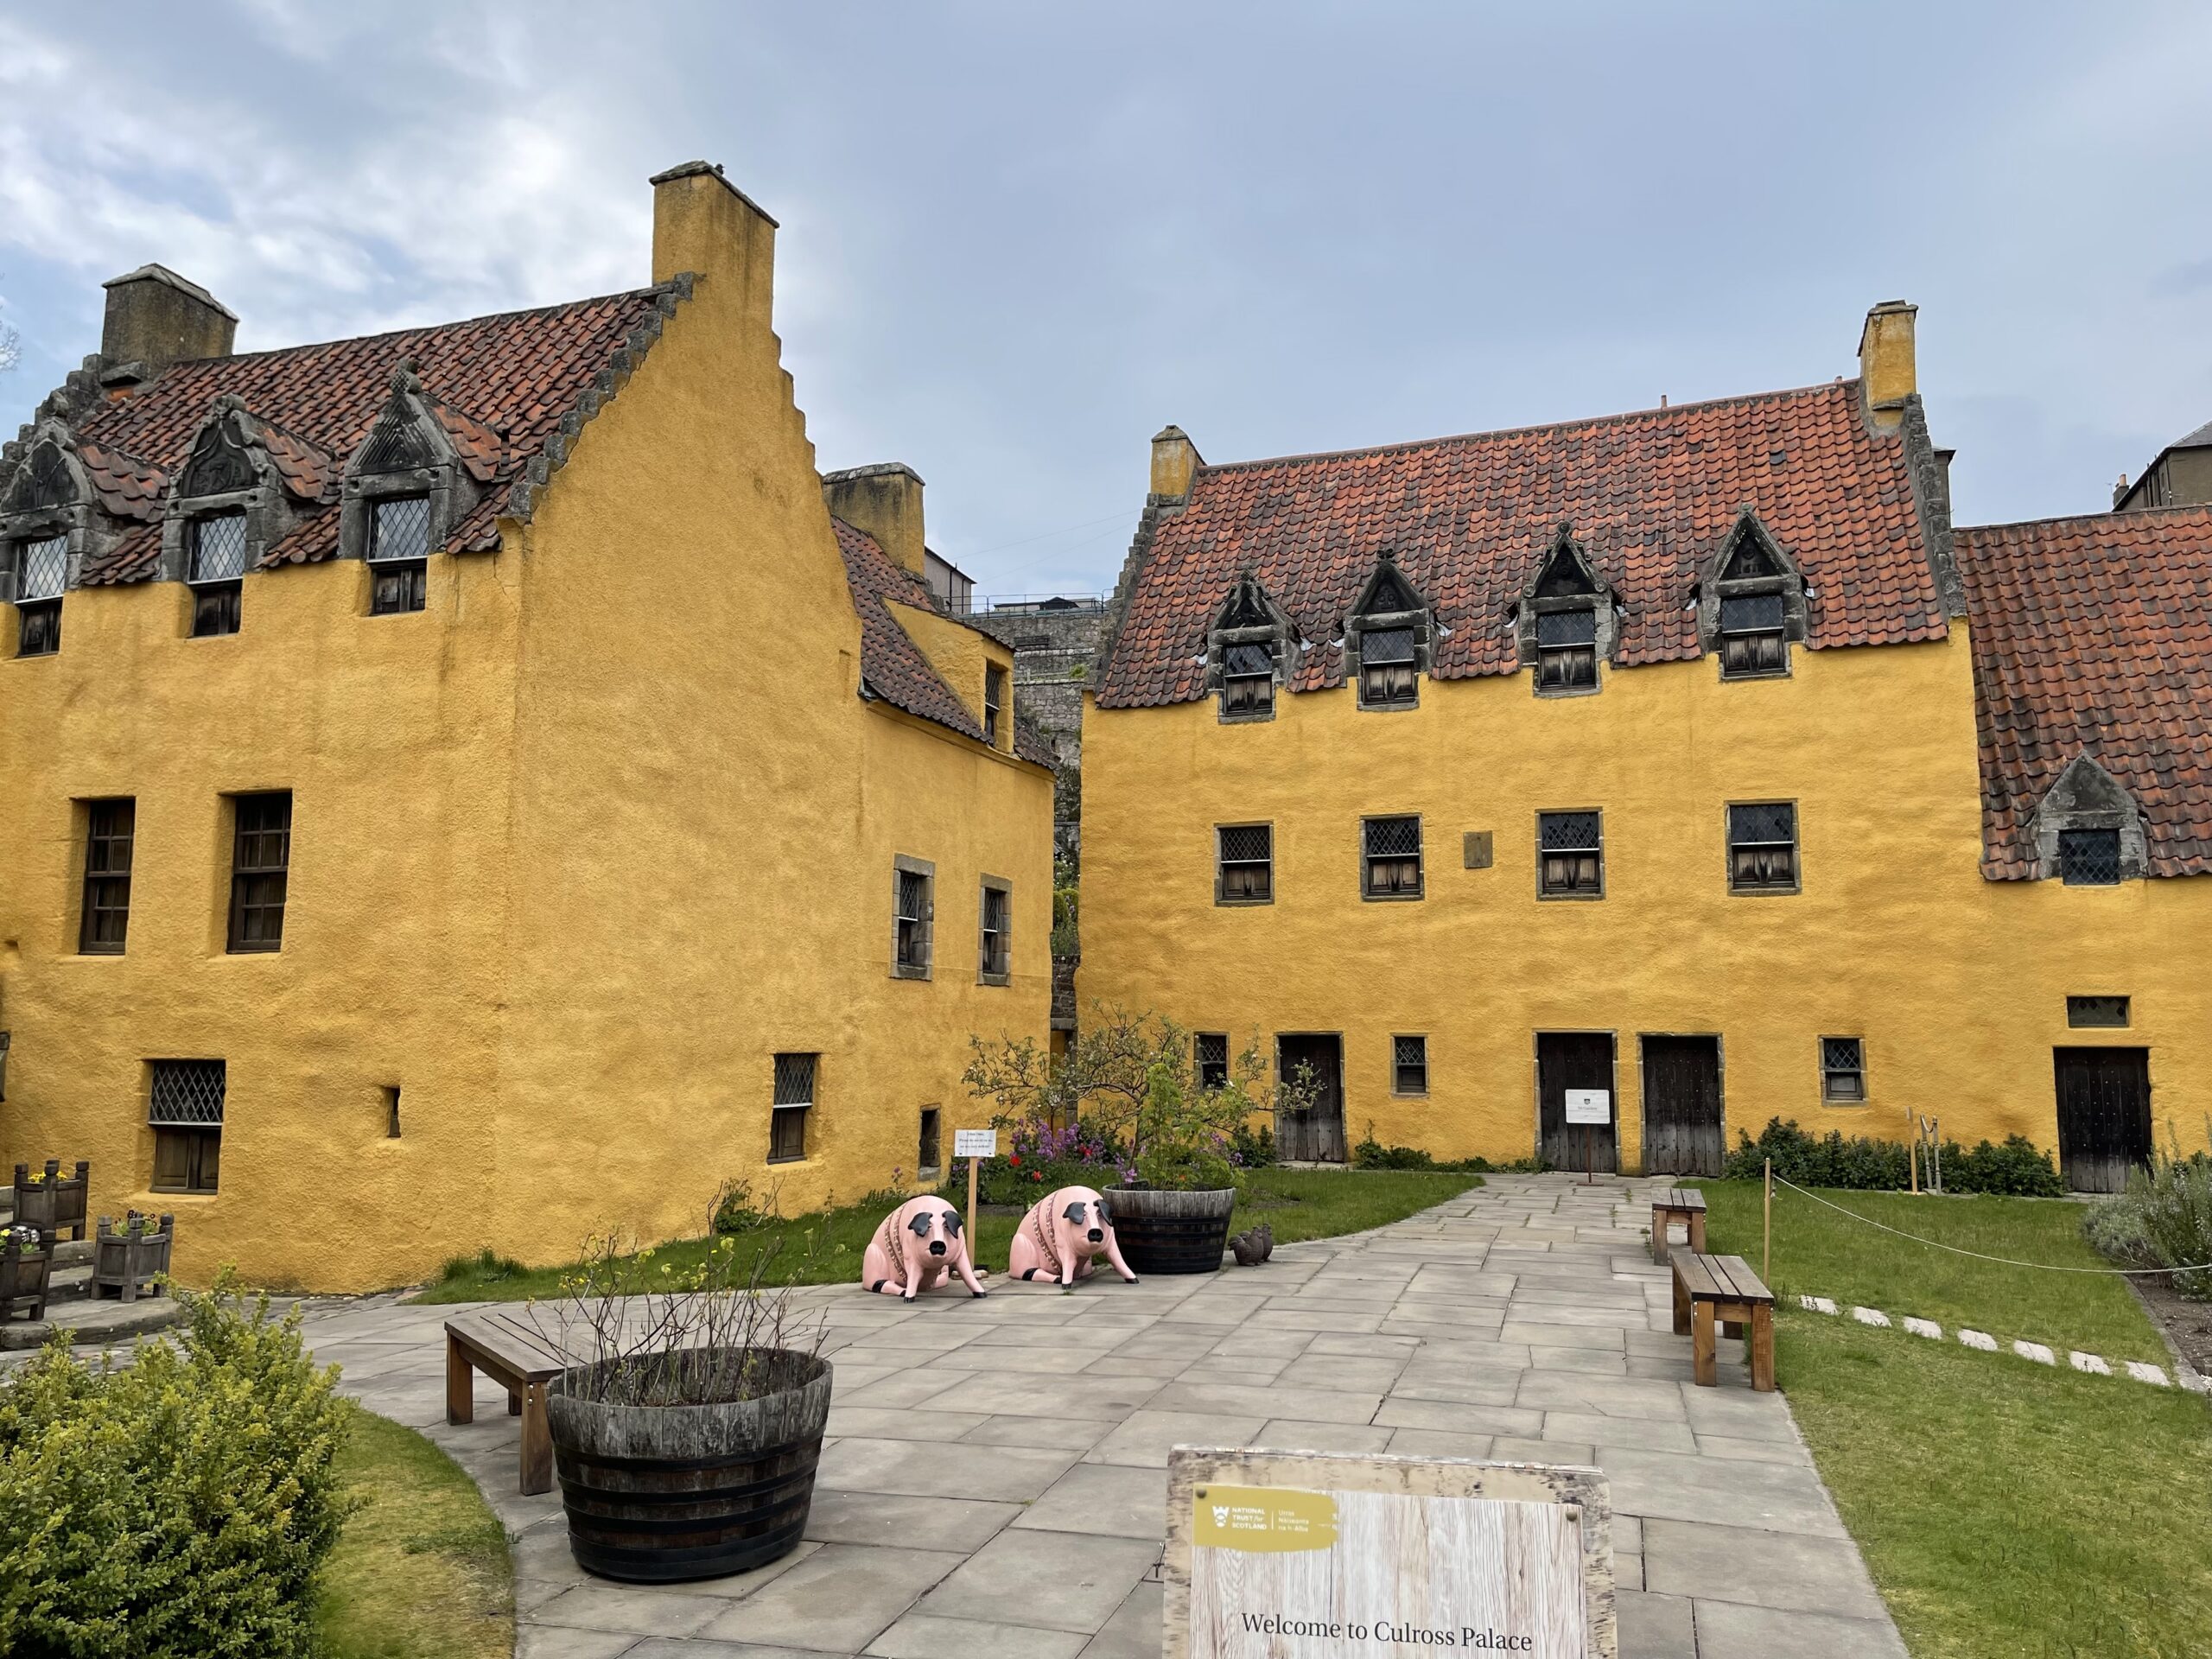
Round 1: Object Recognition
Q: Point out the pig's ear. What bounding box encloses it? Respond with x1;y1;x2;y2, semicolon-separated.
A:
1093;1198;1113;1229
1061;1201;1089;1225
942;1211;963;1236
906;1211;935;1237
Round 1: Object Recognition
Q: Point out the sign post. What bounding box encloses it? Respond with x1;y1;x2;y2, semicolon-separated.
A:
1563;1089;1610;1185
953;1127;998;1251
1166;1447;1617;1657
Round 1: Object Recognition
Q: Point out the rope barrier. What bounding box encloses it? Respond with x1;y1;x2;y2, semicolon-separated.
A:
1770;1174;2212;1276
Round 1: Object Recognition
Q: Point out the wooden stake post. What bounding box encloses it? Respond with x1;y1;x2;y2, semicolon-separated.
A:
1763;1158;1772;1284
953;1127;998;1254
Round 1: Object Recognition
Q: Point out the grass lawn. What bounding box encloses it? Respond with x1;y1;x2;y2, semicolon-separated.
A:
1695;1179;2212;1659
411;1166;1481;1303
314;1408;515;1659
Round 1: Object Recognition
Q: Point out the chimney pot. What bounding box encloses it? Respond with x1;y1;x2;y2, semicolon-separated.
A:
99;264;236;380
1857;300;1917;429
1151;424;1203;499
823;461;926;576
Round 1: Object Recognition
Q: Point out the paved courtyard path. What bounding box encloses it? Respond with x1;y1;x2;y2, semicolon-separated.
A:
304;1174;1905;1658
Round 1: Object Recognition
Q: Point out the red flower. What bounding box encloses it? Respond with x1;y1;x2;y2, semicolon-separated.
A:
1031;1171;1043;1182
1008;1154;1020;1166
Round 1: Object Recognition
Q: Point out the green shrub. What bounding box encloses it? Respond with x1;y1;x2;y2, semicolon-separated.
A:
1350;1125;1510;1173
0;1274;354;1657
439;1246;526;1284
1722;1119;2063;1196
2089;1151;2212;1300
1228;1122;1278;1169
1945;1135;2068;1198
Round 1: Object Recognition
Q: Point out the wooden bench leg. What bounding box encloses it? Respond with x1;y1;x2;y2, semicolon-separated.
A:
1750;1305;1776;1392
508;1390;523;1416
1693;1301;1718;1388
1688;1212;1707;1253
1671;1269;1690;1337
1650;1206;1669;1265
519;1381;554;1496
446;1339;474;1426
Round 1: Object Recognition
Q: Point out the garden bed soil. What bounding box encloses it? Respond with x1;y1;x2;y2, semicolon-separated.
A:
2129;1275;2212;1378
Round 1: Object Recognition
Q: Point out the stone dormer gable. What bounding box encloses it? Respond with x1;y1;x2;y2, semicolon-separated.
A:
2028;752;2149;885
337;364;502;564
1696;508;1808;679
157;398;335;584
1205;572;1298;722
1344;555;1433;710
0;424;164;601
1516;522;1618;696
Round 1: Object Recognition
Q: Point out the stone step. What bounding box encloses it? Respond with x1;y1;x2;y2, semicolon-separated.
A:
0;1288;183;1351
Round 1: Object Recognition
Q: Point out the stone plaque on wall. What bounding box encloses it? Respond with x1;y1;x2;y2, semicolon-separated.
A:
1463;831;1494;869
1166;1449;1616;1659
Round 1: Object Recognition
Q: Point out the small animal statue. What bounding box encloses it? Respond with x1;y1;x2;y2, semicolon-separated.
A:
862;1197;988;1300
1255;1222;1274;1262
1230;1227;1268;1267
1008;1185;1138;1287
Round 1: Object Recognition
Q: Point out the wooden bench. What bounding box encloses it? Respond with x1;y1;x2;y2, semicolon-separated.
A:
1649;1186;1707;1263
1670;1251;1775;1392
444;1311;574;1495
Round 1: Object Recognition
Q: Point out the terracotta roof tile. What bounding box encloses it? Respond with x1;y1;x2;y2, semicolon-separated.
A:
1096;380;1946;708
73;441;165;522
1959;505;2212;879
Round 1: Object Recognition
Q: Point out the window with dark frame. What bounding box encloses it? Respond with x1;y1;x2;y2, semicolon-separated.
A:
1719;593;1788;677
979;880;1011;981
1535;608;1599;690
368;495;430;615
1216;823;1273;903
1537;810;1603;898
385;1085;403;1139
2067;995;2131;1029
770;1052;815;1163
1359;626;1419;708
1394;1034;1428;1096
149;1058;225;1194
227;792;293;952
188;512;246;638
79;798;135;954
1363;815;1423;899
894;867;932;974
983;664;1006;744
1727;802;1798;892
15;533;66;656
1221;641;1274;717
1821;1037;1866;1103
1196;1033;1230;1090
2058;828;2121;887
918;1106;941;1173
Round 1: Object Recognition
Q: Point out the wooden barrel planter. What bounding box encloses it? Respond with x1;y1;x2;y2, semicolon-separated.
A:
14;1160;90;1243
93;1212;175;1302
1107;1185;1236;1274
547;1348;832;1584
0;1231;54;1322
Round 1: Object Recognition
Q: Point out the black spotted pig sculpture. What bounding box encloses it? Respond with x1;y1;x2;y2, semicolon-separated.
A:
862;1197;987;1300
1009;1185;1138;1287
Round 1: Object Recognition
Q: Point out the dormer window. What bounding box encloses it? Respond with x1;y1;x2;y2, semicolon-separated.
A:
983;663;1006;744
1347;558;1432;712
1222;642;1274;716
1535;609;1598;690
2030;752;2148;886
1359;626;1418;706
13;533;67;656
367;495;430;615
1518;524;1613;696
1719;593;1786;677
1700;511;1808;681
4;437;84;658
1206;573;1293;723
188;512;247;637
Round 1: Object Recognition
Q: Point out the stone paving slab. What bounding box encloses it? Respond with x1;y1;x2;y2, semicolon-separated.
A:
302;1173;1904;1656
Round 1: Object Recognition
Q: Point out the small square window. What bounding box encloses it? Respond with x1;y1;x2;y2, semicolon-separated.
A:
1394;1034;1428;1096
1719;594;1788;677
79;798;135;955
1221;642;1274;718
1538;810;1603;898
893;864;933;976
918;1106;941;1173
1359;628;1418;708
1363;815;1423;899
1727;802;1798;893
1821;1037;1865;1103
771;1052;815;1163
1196;1033;1230;1090
2067;995;2130;1029
1217;824;1273;904
1536;608;1598;690
2058;829;2121;887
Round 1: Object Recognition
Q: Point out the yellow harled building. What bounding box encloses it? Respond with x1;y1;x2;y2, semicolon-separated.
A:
1080;305;2212;1187
0;162;1052;1290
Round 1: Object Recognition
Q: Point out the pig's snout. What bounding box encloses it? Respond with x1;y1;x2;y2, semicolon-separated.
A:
1087;1228;1104;1243
928;1240;947;1255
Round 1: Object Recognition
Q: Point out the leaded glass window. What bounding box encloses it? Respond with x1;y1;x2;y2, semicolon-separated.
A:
16;534;67;603
150;1059;226;1194
1359;626;1418;707
1727;802;1798;892
1536;607;1598;690
2058;828;2120;887
771;1052;815;1163
1538;810;1604;897
1222;640;1274;717
189;513;248;582
1217;823;1273;903
2066;995;2130;1028
1394;1034;1428;1096
1196;1033;1230;1090
894;867;932;972
1719;593;1788;677
1363;815;1422;899
369;495;431;563
979;880;1011;980
1821;1037;1865;1103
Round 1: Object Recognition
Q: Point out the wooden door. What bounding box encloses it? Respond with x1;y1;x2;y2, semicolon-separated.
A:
2053;1047;2152;1193
1276;1034;1345;1163
1642;1036;1724;1176
1538;1033;1617;1173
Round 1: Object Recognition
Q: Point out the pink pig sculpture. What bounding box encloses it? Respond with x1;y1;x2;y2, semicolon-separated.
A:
1009;1185;1139;1287
862;1197;988;1300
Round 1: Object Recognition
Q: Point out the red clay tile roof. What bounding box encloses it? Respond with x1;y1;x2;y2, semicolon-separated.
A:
1096;380;1947;709
74;441;166;522
67;286;672;584
1959;505;2212;880
834;516;1054;767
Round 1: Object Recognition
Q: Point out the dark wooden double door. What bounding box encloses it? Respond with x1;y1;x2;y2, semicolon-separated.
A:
1276;1033;1346;1163
1538;1033;1618;1173
2054;1047;2152;1194
1642;1036;1725;1177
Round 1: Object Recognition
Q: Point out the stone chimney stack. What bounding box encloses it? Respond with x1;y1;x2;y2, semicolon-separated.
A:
99;264;236;381
823;463;926;576
1150;424;1203;499
1858;301;1917;430
650;160;778;323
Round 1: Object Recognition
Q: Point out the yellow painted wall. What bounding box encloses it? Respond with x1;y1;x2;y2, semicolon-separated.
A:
1078;632;2212;1172
887;598;1014;749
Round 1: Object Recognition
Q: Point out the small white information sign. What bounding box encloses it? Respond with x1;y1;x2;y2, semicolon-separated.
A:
1563;1089;1611;1127
953;1128;999;1160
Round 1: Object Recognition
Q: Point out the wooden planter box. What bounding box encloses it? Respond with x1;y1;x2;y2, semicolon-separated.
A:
13;1160;91;1243
0;1235;54;1322
93;1212;175;1303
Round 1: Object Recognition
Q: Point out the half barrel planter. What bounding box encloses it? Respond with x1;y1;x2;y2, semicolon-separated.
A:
92;1213;175;1303
547;1348;832;1584
1108;1184;1236;1274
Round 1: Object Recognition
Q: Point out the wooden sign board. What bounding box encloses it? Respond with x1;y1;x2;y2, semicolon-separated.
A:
953;1128;999;1160
1166;1449;1615;1659
1563;1089;1611;1127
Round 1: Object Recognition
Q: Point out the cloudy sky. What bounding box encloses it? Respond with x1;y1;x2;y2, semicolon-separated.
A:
3;2;2209;598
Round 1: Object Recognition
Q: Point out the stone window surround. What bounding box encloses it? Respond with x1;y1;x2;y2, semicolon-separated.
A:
1697;511;1810;682
1536;808;1606;901
1345;559;1434;714
1214;822;1274;906
1392;1033;1429;1097
2028;753;2149;885
0;437;92;609
1360;811;1425;902
891;854;935;980
976;873;1013;987
1820;1036;1867;1104
1205;576;1296;725
1516;526;1618;700
1726;798;1802;896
